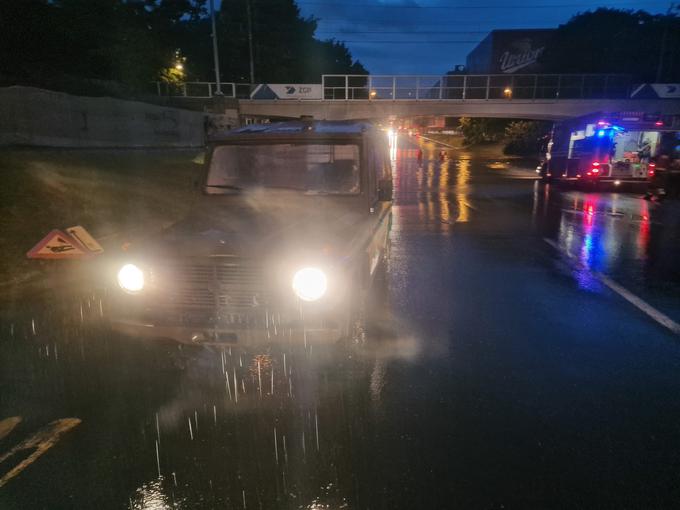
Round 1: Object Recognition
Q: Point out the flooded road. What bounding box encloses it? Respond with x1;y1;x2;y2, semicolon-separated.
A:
2;134;680;509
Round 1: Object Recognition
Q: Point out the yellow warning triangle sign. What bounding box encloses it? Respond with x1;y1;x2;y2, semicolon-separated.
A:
26;230;90;259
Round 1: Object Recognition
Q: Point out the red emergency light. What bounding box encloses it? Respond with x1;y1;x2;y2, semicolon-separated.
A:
648;162;656;177
587;161;601;177
654;121;663;127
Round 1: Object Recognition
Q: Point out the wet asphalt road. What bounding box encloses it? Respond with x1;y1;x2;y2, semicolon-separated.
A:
2;134;680;509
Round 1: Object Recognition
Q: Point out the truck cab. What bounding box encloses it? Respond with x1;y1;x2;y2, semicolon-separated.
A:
110;120;393;345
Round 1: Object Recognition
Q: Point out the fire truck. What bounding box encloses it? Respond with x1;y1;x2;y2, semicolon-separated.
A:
541;112;680;190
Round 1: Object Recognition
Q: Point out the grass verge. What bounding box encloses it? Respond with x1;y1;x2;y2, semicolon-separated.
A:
0;147;204;293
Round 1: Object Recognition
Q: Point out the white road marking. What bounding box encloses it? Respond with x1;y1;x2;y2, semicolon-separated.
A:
0;417;21;441
0;418;81;487
543;237;680;335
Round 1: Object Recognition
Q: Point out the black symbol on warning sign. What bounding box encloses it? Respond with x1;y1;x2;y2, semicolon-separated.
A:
49;237;75;253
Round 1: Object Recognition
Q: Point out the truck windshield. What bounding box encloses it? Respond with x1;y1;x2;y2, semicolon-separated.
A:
206;143;360;194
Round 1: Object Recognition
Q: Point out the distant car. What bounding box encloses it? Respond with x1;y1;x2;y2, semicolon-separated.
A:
110;121;393;345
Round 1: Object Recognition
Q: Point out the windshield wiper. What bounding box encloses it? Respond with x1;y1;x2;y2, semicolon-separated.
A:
205;184;243;191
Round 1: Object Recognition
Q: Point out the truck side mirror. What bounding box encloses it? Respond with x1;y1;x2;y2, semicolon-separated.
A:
378;180;393;201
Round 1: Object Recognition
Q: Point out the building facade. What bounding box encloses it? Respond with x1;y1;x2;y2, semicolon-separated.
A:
466;29;555;75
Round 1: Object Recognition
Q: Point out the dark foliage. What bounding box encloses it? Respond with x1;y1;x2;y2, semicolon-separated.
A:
541;7;680;82
503;121;552;156
0;0;366;95
459;117;510;144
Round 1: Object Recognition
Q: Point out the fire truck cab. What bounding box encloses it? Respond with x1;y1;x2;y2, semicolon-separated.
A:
543;112;680;189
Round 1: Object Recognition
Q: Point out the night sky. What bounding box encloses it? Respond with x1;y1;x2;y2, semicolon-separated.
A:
290;0;670;75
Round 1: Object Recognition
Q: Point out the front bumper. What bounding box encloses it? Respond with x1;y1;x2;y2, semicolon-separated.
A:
109;300;346;345
110;317;343;345
553;177;649;192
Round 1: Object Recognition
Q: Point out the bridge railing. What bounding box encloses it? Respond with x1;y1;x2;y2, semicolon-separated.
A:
154;81;253;99
153;74;633;101
321;74;632;101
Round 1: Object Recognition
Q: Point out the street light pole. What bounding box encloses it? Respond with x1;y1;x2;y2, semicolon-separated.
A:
656;2;675;83
246;0;255;84
210;0;223;95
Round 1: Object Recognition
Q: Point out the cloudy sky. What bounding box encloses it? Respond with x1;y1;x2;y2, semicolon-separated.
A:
292;0;670;74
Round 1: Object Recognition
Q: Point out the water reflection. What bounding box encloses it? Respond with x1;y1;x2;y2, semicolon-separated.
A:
5;134;680;510
551;193;644;273
436;159;453;224
455;159;470;223
130;477;181;510
535;182;680;300
392;135;472;234
636;200;651;259
0;290;380;509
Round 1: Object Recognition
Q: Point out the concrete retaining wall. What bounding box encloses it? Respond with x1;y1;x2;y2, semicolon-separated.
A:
0;86;208;147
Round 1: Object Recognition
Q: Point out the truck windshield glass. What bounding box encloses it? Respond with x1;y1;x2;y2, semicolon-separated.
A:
206;144;360;194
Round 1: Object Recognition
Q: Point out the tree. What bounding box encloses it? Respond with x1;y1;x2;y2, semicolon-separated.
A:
197;0;366;83
0;0;62;83
540;7;680;82
458;117;509;145
503;121;551;156
0;0;364;95
299;40;367;83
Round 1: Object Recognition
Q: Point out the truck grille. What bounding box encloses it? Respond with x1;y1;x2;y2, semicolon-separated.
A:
149;258;265;310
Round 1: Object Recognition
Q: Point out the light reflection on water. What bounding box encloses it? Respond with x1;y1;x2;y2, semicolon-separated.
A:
538;185;662;293
130;477;181;510
438;158;451;224
5;134;680;510
455;159;470;223
392;134;472;232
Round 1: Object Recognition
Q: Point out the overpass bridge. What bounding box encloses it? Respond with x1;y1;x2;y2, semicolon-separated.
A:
238;98;680;121
160;74;680;122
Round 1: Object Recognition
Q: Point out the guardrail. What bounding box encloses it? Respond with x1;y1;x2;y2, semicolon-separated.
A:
321;74;633;101
154;81;253;99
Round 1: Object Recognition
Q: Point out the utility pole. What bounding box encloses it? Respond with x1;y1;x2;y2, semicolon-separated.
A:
210;0;223;95
246;0;255;84
656;2;675;83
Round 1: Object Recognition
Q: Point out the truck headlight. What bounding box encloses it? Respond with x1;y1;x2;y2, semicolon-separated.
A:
292;267;327;301
117;263;144;293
